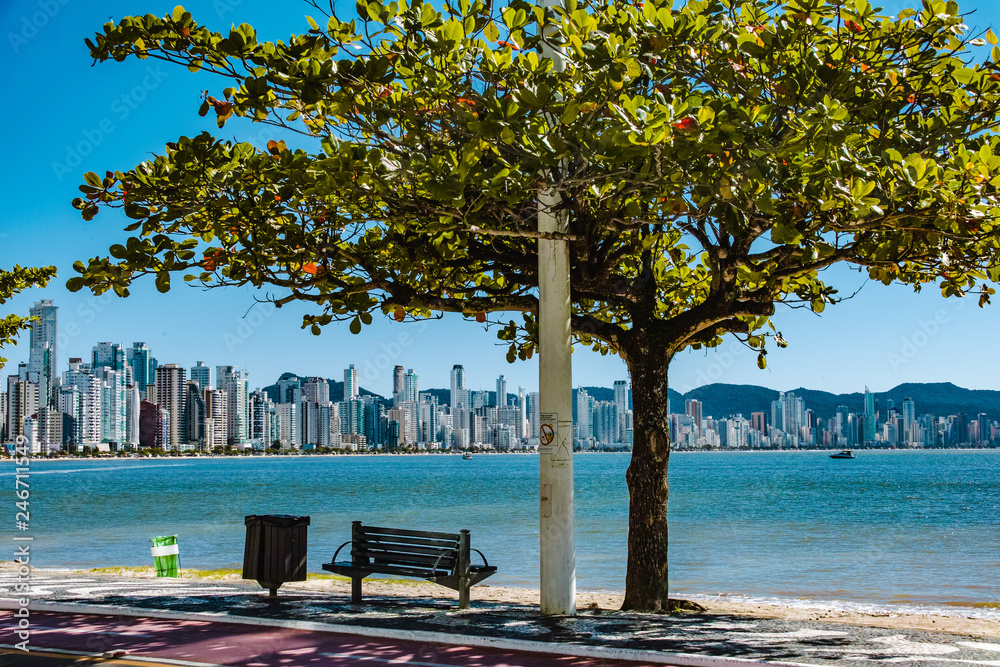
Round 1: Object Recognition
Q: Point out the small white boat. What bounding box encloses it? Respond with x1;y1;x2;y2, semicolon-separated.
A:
462;452;472;460
830;450;855;459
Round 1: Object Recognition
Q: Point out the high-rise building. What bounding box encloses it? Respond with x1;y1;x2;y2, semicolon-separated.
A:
576;388;592;441
190;361;211;390
249;389;273;448
58;384;83;451
127;383;141;448
217;366;250;447
275;402;298;448
28;299;57;407
863;386;876;444
685;399;703;438
185;381;206;449
63;359;101;447
303;377;330;404
750;411;767;435
402;368;419;403
127;342;157;392
92;342;126;373
4;376;38;442
393;365;405;407
450;365;466;411
496;375;507;408
344;364;359;400
154;364;187;450
614;380;630;442
99;368;129;447
139;400;169;450
783;392;804;437
204;387;228;450
901;398;916;433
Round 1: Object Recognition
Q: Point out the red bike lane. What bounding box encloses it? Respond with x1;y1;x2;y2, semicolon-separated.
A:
1;610;670;667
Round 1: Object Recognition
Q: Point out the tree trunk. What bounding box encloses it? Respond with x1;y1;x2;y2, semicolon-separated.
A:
620;346;674;611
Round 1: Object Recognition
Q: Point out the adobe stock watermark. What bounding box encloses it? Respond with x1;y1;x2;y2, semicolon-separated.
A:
52;65;170;183
214;0;246;20
358;321;430;385
223;302;279;353
56;292;119;352
8;0;72;54
674;344;750;395
886;299;966;372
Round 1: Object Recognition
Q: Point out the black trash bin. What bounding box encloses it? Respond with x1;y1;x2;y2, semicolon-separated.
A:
243;515;310;596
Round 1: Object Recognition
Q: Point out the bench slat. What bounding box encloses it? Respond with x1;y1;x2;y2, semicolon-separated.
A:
362;525;460;541
358;535;459;549
356;540;460;557
327;562;448;579
361;550;456;569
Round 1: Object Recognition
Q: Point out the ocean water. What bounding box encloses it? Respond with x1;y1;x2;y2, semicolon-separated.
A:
4;450;998;617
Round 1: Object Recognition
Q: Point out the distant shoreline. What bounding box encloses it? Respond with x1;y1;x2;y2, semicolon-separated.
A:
3;446;1000;463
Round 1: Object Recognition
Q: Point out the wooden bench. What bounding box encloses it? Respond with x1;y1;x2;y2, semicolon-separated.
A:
322;521;497;609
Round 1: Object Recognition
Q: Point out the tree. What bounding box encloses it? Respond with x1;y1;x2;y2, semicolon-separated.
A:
0;265;57;371
71;0;1000;610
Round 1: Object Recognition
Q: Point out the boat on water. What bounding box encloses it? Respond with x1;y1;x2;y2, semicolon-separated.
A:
462;452;473;460
830;450;856;459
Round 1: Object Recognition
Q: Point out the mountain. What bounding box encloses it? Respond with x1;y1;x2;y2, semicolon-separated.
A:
260;372;385;403
674;382;1000;421
577;382;1000;421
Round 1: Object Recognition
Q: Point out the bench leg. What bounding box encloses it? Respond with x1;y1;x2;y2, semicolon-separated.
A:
458;577;470;610
352;576;362;604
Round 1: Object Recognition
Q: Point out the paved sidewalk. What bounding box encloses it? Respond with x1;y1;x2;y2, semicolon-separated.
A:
2;571;999;666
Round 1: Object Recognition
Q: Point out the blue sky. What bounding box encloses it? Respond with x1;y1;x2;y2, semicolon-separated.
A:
2;0;1000;399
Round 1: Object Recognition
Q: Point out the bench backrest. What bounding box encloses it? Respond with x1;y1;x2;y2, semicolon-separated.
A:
351;522;470;577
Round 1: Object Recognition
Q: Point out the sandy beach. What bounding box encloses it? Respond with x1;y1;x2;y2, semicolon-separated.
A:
59;565;1000;640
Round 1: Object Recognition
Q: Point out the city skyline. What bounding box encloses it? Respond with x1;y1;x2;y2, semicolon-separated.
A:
6;0;1000;397
5;298;995;455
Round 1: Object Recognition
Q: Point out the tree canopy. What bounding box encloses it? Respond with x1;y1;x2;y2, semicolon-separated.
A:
0;266;57;371
70;0;1000;609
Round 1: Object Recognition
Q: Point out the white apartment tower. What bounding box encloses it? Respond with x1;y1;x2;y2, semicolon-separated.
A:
190;361;211;390
217;366;249;447
344;364;359;400
28;299;57;406
450;364;466;411
402;369;419;403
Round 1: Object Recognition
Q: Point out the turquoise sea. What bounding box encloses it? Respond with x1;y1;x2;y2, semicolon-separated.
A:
4;450;999;616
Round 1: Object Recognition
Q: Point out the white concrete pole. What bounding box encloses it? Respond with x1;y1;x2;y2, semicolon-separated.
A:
537;0;575;617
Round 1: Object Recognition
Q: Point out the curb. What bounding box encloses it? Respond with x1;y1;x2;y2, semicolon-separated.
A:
0;599;819;667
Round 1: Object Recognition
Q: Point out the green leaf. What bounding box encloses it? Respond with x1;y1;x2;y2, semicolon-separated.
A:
83;172;102;188
484;20;499;43
349;316;362;334
155;271;171;293
171;5;185;22
988;29;998;46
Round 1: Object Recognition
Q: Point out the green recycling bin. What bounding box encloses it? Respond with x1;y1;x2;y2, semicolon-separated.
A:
150;535;180;577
